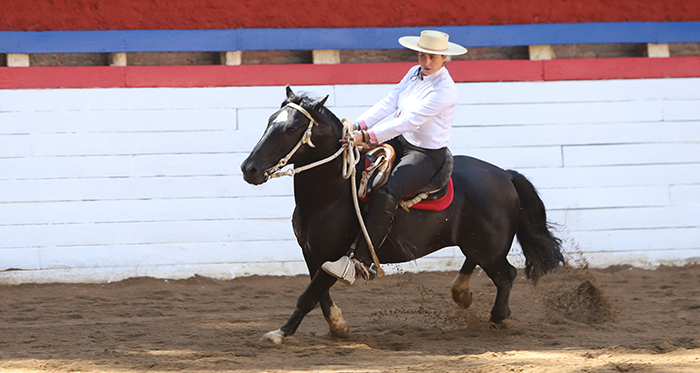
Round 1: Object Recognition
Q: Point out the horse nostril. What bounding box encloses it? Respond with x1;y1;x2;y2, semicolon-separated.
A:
241;164;257;176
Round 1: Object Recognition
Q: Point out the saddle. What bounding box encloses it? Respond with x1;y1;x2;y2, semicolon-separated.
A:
358;145;454;212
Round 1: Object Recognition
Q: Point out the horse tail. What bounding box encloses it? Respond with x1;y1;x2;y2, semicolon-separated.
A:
507;170;564;282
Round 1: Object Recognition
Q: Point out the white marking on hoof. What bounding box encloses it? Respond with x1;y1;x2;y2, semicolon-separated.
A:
260;329;289;344
325;304;349;338
451;273;473;308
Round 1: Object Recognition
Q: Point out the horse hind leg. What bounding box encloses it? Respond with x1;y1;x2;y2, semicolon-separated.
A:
481;259;517;325
451;259;477;308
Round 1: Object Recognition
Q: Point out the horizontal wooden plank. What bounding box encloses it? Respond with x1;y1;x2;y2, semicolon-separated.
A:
0;86;230;111
450;146;563;169
0;218;297;249
521;163;700;189
563;143;700;167
670;185;700;206
548;205;700;231
659;78;700;99
0;248;41;271
29;131;259;156
0;134;31;157
0;196;296;225
565;227;700;252
455;79;666;105
0;176;294;203
0;153;249;180
0;86;312;112
663;100;700;121
570;249;700;268
1;108;238;134
451;121;700;149
454;100;663;126
39;240;304;270
539;185;670;210
334;84;401;107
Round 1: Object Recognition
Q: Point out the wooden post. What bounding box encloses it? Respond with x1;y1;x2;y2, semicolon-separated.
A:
529;45;555;61
220;51;242;65
312;49;340;64
647;43;670;58
7;53;30;67
109;52;127;66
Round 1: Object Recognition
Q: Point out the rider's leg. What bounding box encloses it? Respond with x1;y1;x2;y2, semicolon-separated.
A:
323;137;446;284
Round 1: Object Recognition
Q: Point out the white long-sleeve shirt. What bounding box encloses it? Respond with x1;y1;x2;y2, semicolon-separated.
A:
357;65;457;149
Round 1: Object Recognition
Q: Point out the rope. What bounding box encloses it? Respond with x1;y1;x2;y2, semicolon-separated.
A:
261;105;384;277
342;118;385;278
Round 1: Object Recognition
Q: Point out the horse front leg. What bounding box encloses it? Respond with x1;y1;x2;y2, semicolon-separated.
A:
320;291;349;338
261;270;338;344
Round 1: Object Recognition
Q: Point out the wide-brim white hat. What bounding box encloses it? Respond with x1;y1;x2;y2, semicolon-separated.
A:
398;30;467;56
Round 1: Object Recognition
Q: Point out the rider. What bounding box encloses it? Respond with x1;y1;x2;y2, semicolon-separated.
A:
322;30;467;285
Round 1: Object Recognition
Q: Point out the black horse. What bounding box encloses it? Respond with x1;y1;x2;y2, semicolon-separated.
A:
240;87;564;343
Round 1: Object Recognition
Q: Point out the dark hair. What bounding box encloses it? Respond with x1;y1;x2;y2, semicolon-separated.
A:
410;67;423;81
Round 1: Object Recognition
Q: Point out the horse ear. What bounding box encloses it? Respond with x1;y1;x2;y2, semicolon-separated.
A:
312;95;329;111
285;85;295;99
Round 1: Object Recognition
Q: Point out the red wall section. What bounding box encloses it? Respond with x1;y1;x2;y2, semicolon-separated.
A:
3;57;699;89
2;0;699;31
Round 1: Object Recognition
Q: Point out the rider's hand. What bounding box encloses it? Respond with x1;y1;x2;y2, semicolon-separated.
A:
339;130;366;148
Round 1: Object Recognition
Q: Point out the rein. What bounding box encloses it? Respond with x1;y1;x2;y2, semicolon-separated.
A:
262;102;385;277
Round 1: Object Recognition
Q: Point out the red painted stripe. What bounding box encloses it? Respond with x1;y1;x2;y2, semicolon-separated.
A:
544;56;700;80
0;66;126;89
448;60;545;82
1;57;699;90
125;63;416;88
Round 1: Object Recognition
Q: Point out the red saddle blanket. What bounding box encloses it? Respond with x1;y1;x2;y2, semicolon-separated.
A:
359;177;454;212
408;178;454;211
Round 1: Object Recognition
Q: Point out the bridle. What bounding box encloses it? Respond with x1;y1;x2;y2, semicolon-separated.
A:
260;101;386;277
263;101;356;180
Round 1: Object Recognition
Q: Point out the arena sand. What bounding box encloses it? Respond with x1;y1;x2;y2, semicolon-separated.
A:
1;264;699;372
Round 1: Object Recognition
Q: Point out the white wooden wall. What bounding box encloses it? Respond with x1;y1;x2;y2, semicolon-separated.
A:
1;79;698;284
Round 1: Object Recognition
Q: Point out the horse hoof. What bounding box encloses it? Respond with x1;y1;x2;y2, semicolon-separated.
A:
260;329;289;344
490;320;507;329
325;305;350;338
451;290;473;308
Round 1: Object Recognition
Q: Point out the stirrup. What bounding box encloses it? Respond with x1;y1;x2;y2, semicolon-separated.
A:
321;256;356;285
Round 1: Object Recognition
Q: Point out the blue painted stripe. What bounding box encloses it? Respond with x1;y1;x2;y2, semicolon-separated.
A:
1;22;699;53
658;22;700;43
0;30;238;53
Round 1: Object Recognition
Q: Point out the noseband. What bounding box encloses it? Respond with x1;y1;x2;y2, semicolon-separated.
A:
263;102;319;179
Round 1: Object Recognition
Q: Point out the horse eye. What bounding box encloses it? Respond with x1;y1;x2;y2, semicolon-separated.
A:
285;126;297;134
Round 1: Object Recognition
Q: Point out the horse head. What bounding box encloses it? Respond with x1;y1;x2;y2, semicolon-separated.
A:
241;86;336;185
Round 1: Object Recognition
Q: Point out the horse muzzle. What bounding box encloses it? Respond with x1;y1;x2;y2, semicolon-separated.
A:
240;158;269;185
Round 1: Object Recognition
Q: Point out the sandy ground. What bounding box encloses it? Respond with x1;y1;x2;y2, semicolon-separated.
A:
1;264;699;373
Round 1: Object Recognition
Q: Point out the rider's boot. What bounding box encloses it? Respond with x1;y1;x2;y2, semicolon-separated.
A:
322;190;397;285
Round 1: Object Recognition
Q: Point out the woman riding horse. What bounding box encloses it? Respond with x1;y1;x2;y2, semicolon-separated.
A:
322;30;468;285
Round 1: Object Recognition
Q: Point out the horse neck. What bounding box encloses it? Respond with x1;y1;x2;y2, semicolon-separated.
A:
292;110;352;206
